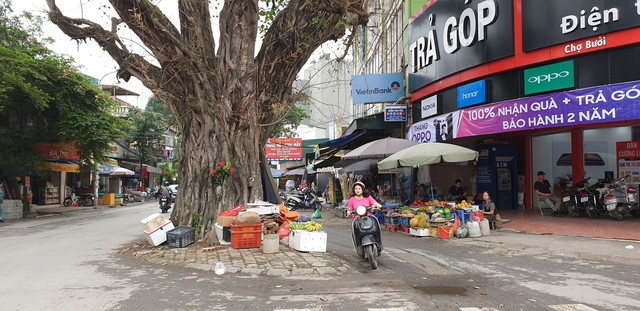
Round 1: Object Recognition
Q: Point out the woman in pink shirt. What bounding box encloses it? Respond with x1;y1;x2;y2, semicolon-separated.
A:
348;181;382;214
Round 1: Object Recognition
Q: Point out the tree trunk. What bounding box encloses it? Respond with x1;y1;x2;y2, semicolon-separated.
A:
170;98;261;244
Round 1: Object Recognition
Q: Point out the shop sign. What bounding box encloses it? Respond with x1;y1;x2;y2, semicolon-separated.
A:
522;0;640;52
265;138;303;161
456;79;640;138
37;162;81;173
524;60;574;95
33;141;81;161
408;0;514;91
421;94;438;119
457;80;487;108
407;111;461;143
351;73;404;104
616;141;640;183
384;105;407;122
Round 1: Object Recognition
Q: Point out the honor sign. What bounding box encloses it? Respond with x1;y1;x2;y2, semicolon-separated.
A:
408;0;514;92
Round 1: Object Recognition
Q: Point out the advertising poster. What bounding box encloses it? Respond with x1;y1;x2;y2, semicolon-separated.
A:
616;141;640;184
265;138;303;161
407;111;461;143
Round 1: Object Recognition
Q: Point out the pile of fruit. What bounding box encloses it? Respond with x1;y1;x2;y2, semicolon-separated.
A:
400;211;415;218
409;213;430;229
455;200;473;209
290;221;323;232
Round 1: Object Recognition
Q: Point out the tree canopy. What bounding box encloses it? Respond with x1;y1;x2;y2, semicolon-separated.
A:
0;0;128;176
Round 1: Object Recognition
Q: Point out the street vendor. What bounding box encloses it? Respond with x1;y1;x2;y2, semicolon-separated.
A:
481;191;497;230
448;179;467;201
348;181;382;214
414;184;429;202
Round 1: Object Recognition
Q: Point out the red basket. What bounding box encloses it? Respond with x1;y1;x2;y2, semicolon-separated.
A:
230;223;262;249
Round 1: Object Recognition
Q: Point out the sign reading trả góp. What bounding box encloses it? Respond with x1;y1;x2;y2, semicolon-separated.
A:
266;138;303;161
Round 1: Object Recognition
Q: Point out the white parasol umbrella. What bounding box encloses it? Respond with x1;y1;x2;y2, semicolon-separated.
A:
342;137;418;160
378;142;479;170
110;166;135;176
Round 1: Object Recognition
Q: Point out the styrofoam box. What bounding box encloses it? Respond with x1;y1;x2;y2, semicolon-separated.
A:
144;220;174;246
140;213;166;233
410;228;430;237
245;205;279;215
289;230;327;252
214;223;231;245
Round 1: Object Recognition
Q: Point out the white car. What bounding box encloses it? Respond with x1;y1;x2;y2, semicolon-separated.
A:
168;184;178;202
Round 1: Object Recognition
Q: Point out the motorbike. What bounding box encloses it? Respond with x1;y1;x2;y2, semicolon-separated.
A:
603;175;639;220
571;178;592;217
282;187;321;211
63;191;95;207
351;205;383;270
160;195;172;213
584;179;609;219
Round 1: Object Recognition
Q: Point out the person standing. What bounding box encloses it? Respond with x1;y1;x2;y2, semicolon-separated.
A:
0;181;5;222
534;171;561;215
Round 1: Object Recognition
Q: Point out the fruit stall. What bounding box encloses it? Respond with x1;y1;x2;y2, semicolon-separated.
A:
379;199;491;239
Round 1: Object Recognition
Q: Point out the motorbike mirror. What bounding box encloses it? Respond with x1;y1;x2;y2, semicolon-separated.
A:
356;205;367;216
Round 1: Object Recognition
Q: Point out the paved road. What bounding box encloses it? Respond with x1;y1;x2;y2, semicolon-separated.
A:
1;203;639;311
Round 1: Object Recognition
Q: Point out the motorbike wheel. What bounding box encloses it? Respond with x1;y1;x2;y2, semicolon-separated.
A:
285;200;297;211
84;198;95;207
314;201;322;211
567;204;580;217
609;210;625;221
63;198;72;207
585;204;599;219
365;244;378;270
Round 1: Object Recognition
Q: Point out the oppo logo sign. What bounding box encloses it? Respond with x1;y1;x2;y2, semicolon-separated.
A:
524;60;575;95
528;71;570;84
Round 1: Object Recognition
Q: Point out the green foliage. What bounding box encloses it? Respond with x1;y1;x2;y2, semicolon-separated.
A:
126;107;167;165
145;96;175;126
0;0;128;174
159;162;178;183
270;104;309;138
257;0;287;37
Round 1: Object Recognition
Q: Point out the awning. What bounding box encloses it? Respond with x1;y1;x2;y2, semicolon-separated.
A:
311;155;343;170
99;165;135;176
144;165;162;173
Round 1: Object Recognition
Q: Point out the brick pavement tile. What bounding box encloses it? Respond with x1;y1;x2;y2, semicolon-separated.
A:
225;266;241;274
291;268;315;275
265;268;291;276
185;263;212;271
314;267;338;275
239;267;263;275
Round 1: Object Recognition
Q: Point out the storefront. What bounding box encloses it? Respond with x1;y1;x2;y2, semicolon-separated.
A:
407;0;640;211
33;142;88;205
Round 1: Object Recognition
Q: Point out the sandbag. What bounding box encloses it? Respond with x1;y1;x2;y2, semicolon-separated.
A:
236;211;261;224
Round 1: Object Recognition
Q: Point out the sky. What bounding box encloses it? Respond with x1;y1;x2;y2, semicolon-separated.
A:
10;1;345;110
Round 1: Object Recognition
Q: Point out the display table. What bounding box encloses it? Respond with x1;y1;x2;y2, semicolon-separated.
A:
39;187;59;204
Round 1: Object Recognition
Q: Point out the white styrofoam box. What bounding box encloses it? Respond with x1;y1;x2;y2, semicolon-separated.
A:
140;213;166;233
4;200;23;220
144;220;174;246
245;205;279;215
409;228;430;237
214;223;230;245
471;205;480;212
288;230;327;252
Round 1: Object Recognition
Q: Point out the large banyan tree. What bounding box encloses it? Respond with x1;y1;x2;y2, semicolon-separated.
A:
46;0;367;242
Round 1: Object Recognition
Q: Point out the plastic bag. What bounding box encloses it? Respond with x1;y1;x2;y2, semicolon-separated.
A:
219;205;245;216
278;222;291;239
214;262;226;275
312;209;321;219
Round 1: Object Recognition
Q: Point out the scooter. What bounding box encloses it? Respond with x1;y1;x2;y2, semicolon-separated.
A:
585;179;609;219
351;205;383;270
160;195;172;213
603;175;638;220
283;187;321;211
63;191;95;207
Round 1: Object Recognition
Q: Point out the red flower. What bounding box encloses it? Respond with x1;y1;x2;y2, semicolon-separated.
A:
218;161;225;168
210;169;216;177
229;167;235;173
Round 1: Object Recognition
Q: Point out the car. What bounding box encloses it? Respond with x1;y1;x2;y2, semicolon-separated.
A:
168;184;178;202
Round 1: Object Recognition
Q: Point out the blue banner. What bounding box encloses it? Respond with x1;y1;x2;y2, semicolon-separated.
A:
352;73;405;104
457;80;487;108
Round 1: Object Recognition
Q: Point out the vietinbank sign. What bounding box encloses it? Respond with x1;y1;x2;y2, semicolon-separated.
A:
408;0;514;92
351;73;404;104
524;60;575;95
408;80;640;142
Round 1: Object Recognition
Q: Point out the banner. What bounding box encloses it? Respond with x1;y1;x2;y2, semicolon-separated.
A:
616;141;640;183
408;111;461;143
265;138;303;161
33;141;81;161
457;80;640;138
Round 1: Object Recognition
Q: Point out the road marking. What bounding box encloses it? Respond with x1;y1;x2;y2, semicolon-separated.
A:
549;304;599;311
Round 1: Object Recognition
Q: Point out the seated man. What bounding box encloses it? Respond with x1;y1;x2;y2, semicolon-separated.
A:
534;171;561;215
448;179;467;202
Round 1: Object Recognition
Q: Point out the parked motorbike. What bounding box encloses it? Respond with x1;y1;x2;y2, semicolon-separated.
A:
351;205;383;270
584;179;609;219
571;178;592;217
602;175;639;220
63;191;95;207
282;187;321;211
160;195;172;213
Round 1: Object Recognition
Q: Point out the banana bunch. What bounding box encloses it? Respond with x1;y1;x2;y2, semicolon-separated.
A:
289;222;307;230
304;221;323;232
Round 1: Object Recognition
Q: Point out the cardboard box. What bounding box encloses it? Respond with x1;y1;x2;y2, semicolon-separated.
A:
217;215;236;227
140;213;166;233
289;230;327;252
245;205;279;215
144;220;174;246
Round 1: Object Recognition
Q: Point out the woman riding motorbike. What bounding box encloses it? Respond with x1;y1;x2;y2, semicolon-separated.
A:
347;181;382;217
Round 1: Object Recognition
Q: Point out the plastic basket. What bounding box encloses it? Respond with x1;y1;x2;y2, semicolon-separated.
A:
373;213;385;224
400;217;411;227
167;226;195;248
231;223;262;249
387;216;400;226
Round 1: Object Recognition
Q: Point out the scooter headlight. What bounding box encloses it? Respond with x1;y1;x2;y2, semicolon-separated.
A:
356;205;367;216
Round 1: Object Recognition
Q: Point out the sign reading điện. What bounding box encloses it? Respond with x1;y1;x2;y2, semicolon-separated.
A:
266;138;303;161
